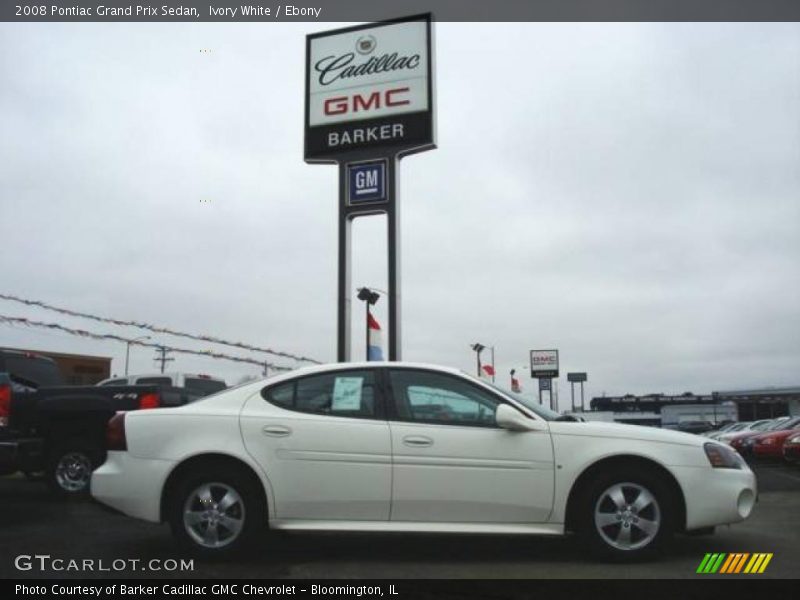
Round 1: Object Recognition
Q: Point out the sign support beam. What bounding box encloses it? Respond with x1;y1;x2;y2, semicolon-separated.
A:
387;156;401;361
337;164;353;362
337;154;403;362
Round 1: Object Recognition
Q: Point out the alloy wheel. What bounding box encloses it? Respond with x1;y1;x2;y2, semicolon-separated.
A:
182;482;245;549
594;482;661;551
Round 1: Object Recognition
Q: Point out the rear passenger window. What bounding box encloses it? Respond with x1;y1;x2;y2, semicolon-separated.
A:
261;371;380;418
136;377;172;386
266;382;295;409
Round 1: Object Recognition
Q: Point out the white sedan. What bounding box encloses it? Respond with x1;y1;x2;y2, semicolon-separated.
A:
91;362;756;560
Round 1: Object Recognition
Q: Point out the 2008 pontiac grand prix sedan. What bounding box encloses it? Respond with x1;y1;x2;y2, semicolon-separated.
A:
91;362;756;560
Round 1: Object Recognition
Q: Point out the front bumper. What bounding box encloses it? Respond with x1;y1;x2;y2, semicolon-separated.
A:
672;464;757;530
783;445;800;463
753;444;782;459
91;451;175;522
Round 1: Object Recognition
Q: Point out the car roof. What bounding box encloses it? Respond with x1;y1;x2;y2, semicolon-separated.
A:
269;361;467;383
127;372;226;381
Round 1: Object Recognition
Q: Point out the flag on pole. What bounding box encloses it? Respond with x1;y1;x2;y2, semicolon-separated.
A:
367;313;384;361
481;364;495;379
510;369;522;393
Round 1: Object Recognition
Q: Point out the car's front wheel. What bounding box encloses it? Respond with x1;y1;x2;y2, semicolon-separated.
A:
579;469;674;560
167;464;266;558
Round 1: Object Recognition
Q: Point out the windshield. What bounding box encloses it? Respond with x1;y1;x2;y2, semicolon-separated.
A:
766;417;792;431
752;420;774;431
478;380;561;421
774;417;800;431
185;377;227;396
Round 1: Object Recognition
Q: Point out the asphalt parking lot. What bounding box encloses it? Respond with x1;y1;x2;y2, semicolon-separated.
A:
1;462;798;580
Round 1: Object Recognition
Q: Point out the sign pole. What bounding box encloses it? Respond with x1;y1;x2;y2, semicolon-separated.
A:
337;164;353;362
581;380;585;411
571;381;575;411
387;155;401;361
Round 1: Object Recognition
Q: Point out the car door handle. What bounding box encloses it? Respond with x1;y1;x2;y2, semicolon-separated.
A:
402;435;433;448
262;425;292;437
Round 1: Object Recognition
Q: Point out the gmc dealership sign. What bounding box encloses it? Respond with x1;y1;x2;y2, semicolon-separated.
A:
530;349;559;379
304;15;435;162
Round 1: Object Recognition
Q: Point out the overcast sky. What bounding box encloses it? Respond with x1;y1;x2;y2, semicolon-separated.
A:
1;22;798;406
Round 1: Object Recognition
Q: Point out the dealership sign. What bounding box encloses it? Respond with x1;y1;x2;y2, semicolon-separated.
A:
305;15;435;162
530;349;559;379
305;15;436;364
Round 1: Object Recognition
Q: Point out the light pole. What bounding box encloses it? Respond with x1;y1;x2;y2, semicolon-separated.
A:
470;343;485;378
125;336;150;376
470;343;495;381
357;287;381;361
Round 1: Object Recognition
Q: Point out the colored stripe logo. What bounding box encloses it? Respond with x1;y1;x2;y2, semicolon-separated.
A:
697;553;773;574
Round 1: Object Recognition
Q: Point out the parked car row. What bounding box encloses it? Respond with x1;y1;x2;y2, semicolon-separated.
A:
0;348;226;495
701;416;800;464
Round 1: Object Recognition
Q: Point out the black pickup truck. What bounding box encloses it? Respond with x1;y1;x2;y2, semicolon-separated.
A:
0;349;189;496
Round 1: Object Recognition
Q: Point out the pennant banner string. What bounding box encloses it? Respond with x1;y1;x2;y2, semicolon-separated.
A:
0;314;295;372
0;293;320;364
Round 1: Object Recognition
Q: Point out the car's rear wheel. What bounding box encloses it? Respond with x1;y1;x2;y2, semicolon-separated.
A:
578;468;674;560
168;465;266;558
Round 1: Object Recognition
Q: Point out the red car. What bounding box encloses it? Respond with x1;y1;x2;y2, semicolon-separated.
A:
783;432;800;464
751;418;800;459
729;417;794;456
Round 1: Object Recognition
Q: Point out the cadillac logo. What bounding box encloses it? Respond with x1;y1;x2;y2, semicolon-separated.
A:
356;35;376;55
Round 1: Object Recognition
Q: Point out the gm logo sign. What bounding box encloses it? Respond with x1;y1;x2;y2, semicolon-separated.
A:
347;161;386;205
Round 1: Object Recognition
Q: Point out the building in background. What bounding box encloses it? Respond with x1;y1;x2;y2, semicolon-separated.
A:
712;387;800;421
579;392;737;428
8;347;111;385
578;386;800;427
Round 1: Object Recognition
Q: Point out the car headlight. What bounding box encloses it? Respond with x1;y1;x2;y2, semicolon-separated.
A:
787;434;800;445
704;442;744;469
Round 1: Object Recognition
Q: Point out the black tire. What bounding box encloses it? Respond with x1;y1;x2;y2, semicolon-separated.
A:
576;467;675;561
45;439;104;498
167;463;266;559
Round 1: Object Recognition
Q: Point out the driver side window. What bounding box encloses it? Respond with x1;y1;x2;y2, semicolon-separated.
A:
389;369;500;427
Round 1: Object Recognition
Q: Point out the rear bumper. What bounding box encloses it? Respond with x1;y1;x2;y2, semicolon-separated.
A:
91;451;175;522
672;465;757;530
0;433;44;472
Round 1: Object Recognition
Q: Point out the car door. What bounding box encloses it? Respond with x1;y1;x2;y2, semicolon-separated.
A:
387;368;555;523
240;368;392;521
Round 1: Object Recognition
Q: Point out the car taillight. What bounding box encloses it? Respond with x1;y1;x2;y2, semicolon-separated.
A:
106;413;127;451
0;384;10;427
139;392;160;410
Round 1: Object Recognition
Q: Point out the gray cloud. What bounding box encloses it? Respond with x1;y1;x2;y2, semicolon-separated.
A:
1;22;797;402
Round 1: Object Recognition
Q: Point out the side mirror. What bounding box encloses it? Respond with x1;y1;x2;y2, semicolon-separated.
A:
496;404;542;432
